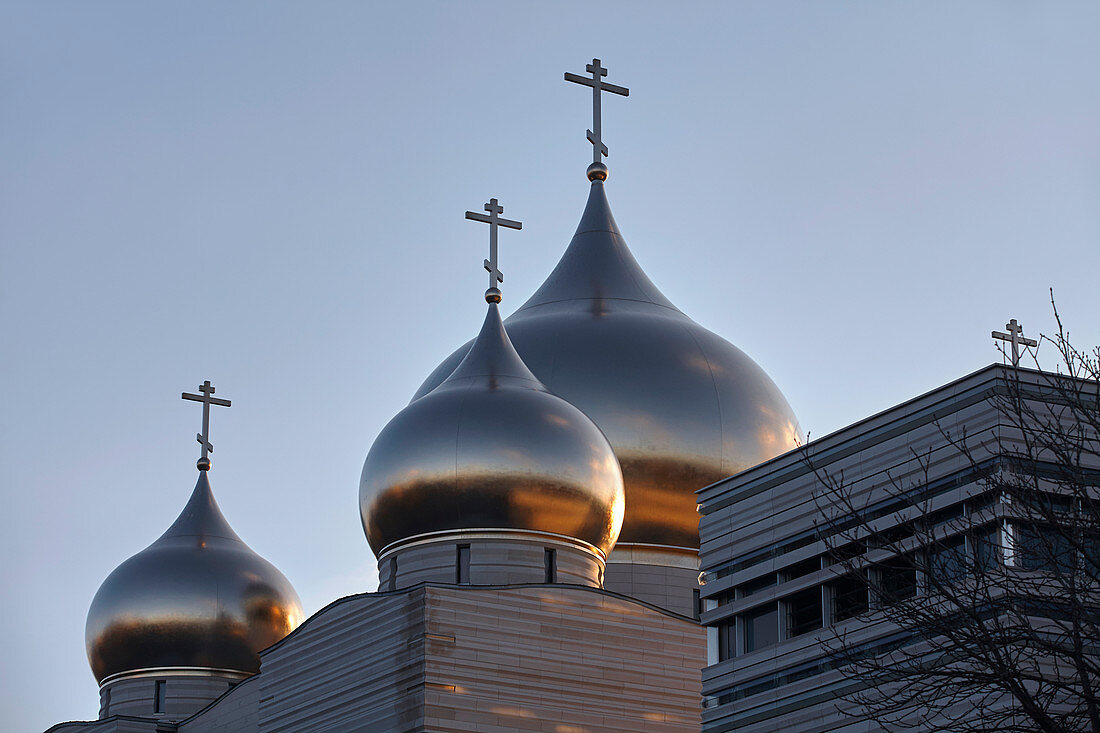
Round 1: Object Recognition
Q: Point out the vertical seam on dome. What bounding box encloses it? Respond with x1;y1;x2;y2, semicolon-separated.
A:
611;230;661;307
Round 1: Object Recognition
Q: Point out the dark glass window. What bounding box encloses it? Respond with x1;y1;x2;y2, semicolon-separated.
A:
743;603;779;653
928;536;967;585
831;572;868;622
1083;529;1100;575
388;556;398;591
544;548;557;583
829;540;866;565
1016;523;1075;574
717;620;736;661
879;556;917;603
693;589;701;620
456;544;470;584
783;557;821;581
786;587;823;637
154;680;166;714
972;525;1001;571
925;503;965;529
738;574;777;598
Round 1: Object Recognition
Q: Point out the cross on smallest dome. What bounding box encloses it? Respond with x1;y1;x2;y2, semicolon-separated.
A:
465;198;521;304
991;318;1038;367
181;380;232;471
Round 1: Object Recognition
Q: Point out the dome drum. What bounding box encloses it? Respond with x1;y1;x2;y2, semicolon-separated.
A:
97;667;249;720
603;545;701;618
377;530;606;591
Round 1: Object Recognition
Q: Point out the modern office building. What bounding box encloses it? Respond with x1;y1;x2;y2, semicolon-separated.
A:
698;363;1099;732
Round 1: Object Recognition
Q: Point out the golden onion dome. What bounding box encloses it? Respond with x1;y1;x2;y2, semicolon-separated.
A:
85;472;303;683
360;301;625;558
413;180;801;550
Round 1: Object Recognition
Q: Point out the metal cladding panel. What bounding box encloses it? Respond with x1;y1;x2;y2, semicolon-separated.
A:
256;591;426;733
420;585;705;732
178;677;260;733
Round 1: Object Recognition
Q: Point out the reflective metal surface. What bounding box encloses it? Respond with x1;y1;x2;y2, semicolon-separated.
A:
413;180;801;550
86;472;304;683
360;302;625;557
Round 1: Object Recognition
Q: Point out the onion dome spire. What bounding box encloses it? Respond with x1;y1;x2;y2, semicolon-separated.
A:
359;199;625;562
85;383;303;684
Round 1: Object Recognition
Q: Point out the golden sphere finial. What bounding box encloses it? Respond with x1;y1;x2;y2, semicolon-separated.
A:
586;162;608;182
485;287;502;304
197;457;211;471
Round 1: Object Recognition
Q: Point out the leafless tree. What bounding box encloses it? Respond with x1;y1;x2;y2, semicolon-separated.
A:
805;298;1100;732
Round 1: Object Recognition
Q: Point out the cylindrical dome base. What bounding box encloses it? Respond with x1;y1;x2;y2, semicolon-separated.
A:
603;544;700;618
98;667;250;720
377;530;606;591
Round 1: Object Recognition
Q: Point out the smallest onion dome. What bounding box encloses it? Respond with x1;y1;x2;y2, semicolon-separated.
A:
360;197;625;560
86;427;303;683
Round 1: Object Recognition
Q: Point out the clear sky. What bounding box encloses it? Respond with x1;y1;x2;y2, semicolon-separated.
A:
2;2;1098;730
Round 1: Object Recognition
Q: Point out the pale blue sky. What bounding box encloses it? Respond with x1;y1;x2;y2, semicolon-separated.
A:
2;2;1098;730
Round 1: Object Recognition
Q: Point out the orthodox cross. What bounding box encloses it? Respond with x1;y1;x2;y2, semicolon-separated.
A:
565;58;629;167
991;318;1037;367
181;380;232;470
465;198;521;303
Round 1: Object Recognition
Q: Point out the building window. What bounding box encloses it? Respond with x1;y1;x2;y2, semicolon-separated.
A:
742;603;779;653
786;586;823;637
928;535;967;585
456;544;470;584
831;571;868;622
972;525;1002;571
544;548;557;583
154;680;166;714
737;573;776;598
782;556;821;581
693;589;701;620
717;620;736;661
1015;522;1075;574
388;556;397;591
878;555;917;603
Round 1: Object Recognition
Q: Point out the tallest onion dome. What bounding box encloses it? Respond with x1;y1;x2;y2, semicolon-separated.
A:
413;175;801;551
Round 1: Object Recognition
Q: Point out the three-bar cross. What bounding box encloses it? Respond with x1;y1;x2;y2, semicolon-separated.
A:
565;58;629;166
991;318;1037;367
465;198;521;302
181;380;232;470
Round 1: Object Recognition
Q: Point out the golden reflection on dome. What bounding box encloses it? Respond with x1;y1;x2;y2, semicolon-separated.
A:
360;303;625;557
413;181;801;550
86;473;303;683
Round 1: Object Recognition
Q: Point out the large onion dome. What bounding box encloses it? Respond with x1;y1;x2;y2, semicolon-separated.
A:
85;471;303;683
414;179;800;550
360;301;625;558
